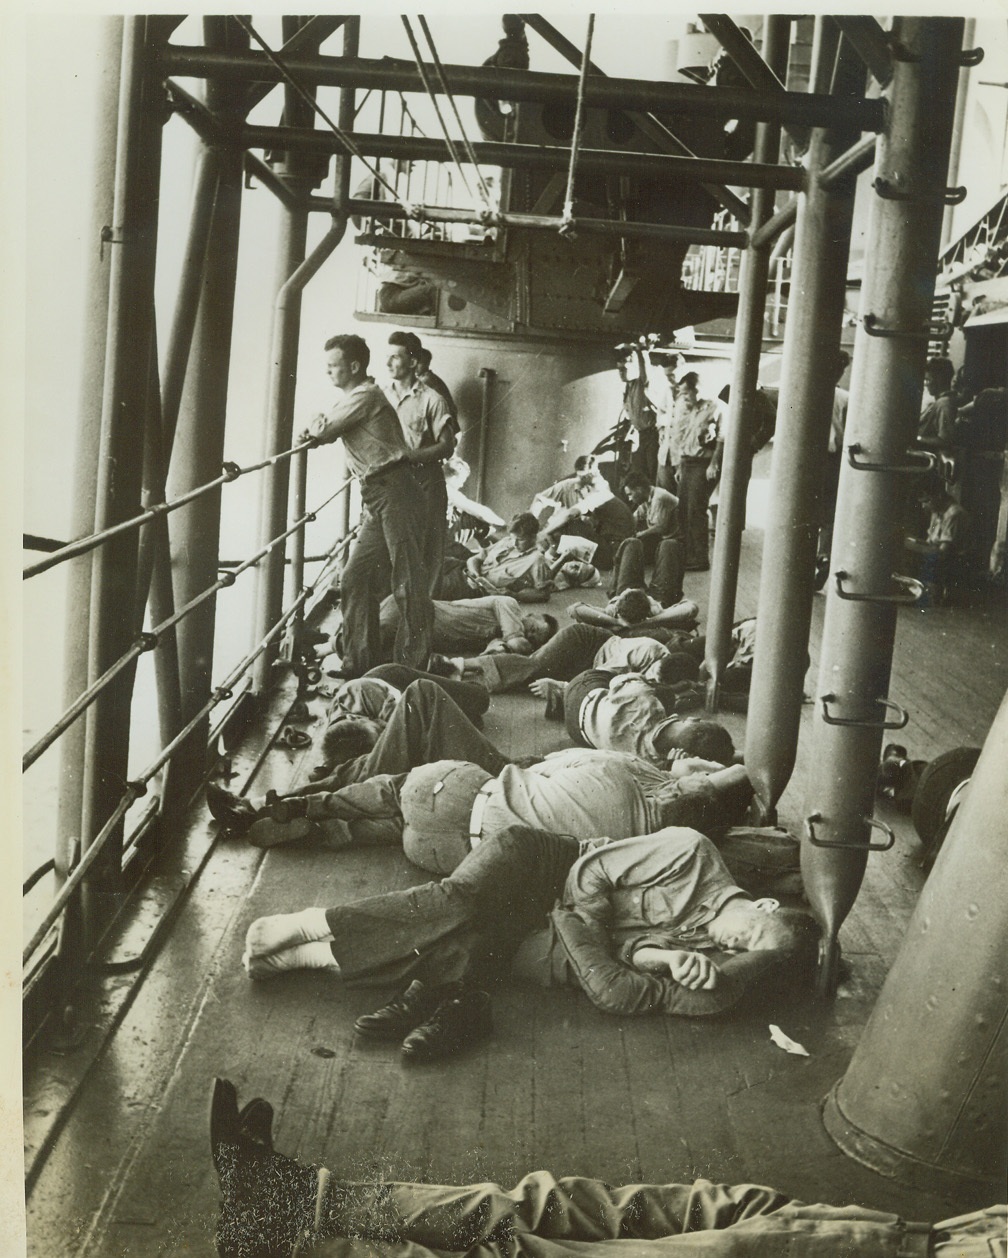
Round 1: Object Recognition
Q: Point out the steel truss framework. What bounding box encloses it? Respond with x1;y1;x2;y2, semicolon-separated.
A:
23;14;978;1052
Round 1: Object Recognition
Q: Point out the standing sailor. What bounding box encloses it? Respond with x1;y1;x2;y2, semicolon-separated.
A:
300;334;433;675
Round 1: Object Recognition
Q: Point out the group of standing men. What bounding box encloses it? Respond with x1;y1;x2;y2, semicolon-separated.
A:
301;331;457;678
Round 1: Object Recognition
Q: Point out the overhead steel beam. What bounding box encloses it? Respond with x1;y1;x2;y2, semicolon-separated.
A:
520;13;751;224
833;16;894;87
346;197;748;246
698;14;788;93
160;46;886;133
245;15;347;113
236;126;807;191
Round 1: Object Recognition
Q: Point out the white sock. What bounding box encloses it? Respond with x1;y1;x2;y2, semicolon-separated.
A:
243;941;339;981
245;907;333;960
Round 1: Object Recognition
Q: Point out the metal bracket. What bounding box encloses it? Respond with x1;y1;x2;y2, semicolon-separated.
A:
222;461;242;481
846;444;937;474
805;812;896;852
960;47;984;67
873;177;967;206
862;313;949;342
820;694;910;729
886;36;920;64
138;631;159;653
218;570;237;588
833;571;924;605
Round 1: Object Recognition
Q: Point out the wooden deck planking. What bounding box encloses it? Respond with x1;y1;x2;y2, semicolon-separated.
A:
25;530;1008;1256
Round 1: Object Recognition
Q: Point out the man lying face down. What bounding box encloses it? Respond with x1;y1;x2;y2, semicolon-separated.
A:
207;679;748;866
241;824;819;1062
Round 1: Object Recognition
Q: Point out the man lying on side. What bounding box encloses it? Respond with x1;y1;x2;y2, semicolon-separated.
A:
241;825;819;1058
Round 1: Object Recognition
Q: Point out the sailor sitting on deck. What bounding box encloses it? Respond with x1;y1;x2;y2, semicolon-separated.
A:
206;681;752;870
239;825;818;1059
210;1077;1005;1258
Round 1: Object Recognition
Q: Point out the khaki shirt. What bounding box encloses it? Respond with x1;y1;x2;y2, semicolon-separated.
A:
308;381;408;481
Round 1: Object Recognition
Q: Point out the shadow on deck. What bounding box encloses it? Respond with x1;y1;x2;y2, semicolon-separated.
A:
24;528;1008;1256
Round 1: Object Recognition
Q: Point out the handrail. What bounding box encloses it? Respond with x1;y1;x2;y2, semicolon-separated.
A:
23;589;311;968
22;474;351;772
23;438;315;581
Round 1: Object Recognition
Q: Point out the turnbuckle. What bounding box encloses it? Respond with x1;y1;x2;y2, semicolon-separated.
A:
873;177;967;206
833;571;924;605
846;444;937;475
820;694;909;729
805;812;895;852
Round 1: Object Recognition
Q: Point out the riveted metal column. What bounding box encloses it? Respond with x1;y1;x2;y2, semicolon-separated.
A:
166;17;247;802
743;26;863;820
802;18;966;997
706;15;790;708
823;687;1007;1195
79;17;165;935
55;16;124;890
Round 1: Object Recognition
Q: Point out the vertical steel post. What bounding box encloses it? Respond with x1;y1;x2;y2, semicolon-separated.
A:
252;17;357;688
165;17;247;803
802;18;966;997
250;201;310;686
56;16;124;889
250;220;347;690
79;17;165;937
705;16;790;707
477;367;496;502
136;332;183;758
743;26;863;821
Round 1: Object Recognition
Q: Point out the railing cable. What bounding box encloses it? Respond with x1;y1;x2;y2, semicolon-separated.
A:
23;590;311;967
24;438;315;581
22;476;351;773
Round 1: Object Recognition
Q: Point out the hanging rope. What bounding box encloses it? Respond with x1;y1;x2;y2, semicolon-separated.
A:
416;16;496;213
400;16;481;208
560;14;596;236
232;16;411;213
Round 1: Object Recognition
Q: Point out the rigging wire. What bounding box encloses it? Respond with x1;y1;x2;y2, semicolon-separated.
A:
415;15;496;212
232;15;409;211
561;13;596;235
399;15;481;209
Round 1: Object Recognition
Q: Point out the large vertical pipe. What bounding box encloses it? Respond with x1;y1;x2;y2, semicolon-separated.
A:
79;17;165;930
823;686;1007;1195
55;16;124;888
743;26;863;821
250;219;347;691
801;18;966;996
705;16;790;705
136;333;183;759
250;202;311;686
165;16;247;804
135;145;220;604
251;18;357;687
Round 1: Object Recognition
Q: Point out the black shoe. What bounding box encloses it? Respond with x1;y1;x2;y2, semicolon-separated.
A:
400;989;493;1063
354;980;453;1041
206;783;258;834
210;1078;319;1258
426;652;461;679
